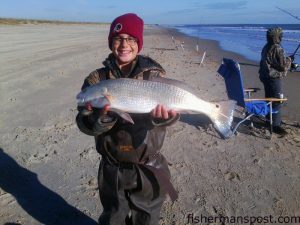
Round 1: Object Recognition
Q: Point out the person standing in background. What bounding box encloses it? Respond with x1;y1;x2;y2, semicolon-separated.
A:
259;27;293;136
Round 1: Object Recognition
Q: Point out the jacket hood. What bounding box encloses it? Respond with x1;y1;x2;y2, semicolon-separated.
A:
267;27;283;45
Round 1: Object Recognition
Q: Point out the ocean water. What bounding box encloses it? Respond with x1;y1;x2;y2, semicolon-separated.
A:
170;24;300;63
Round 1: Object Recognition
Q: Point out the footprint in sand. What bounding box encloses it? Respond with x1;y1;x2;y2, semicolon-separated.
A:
79;146;97;160
0;192;17;206
27;152;53;164
74;177;99;198
224;171;240;181
194;192;207;207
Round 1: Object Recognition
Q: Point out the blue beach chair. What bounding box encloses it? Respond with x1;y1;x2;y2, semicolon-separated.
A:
217;58;287;136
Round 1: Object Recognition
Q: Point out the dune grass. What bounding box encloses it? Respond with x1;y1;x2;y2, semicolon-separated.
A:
0;17;108;25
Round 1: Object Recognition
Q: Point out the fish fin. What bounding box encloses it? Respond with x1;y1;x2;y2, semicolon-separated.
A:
210;100;236;139
110;109;135;124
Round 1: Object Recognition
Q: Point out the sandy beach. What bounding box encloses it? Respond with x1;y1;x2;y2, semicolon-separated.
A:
1;23;300;225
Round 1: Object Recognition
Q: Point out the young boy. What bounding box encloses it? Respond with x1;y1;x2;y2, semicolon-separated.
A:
76;13;179;225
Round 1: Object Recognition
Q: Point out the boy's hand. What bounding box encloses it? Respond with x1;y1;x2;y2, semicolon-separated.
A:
100;104;110;115
150;104;177;119
80;103;110;116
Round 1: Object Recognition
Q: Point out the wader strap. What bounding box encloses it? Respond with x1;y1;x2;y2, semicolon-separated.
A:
142;165;178;202
100;160;119;210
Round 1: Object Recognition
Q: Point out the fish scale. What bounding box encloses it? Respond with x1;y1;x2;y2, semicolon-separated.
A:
105;79;203;113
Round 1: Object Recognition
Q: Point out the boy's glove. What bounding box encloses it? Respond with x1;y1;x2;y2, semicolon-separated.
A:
77;104;117;136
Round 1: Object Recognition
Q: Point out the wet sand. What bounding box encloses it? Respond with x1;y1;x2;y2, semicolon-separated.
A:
0;24;300;225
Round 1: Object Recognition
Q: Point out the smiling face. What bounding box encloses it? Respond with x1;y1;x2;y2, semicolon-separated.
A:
111;34;138;67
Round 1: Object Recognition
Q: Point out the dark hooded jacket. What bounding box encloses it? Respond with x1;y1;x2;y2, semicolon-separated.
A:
76;54;178;163
259;27;291;79
76;54;179;201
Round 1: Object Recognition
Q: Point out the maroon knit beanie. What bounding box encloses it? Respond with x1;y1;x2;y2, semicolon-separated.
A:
108;13;144;52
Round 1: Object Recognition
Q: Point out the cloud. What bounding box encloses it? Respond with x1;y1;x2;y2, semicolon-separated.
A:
204;1;248;10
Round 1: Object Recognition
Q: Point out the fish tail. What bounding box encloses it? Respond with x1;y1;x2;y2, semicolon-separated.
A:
210;100;236;139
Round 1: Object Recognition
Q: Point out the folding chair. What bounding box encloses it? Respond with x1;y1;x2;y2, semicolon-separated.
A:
217;58;287;136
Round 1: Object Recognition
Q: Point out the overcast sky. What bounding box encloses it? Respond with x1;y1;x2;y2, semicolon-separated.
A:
1;0;300;24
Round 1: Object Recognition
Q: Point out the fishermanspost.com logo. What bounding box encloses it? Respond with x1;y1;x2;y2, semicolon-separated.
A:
186;213;300;224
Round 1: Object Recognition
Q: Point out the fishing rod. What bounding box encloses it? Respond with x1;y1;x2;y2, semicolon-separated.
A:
289;43;300;72
275;7;300;54
292;43;300;57
276;7;300;21
275;7;300;71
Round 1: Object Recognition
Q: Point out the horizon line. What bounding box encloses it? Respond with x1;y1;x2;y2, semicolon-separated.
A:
1;17;299;26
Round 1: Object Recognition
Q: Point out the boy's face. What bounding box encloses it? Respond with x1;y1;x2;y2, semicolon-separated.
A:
112;34;138;66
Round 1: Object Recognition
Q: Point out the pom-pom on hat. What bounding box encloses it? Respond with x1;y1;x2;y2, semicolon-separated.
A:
108;13;144;52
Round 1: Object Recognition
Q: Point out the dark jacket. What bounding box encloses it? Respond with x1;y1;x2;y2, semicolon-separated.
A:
259;30;291;79
76;53;178;164
76;54;179;201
